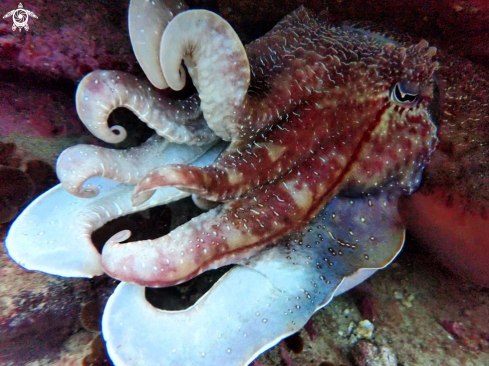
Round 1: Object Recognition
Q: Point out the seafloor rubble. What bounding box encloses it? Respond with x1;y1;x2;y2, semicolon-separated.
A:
252;237;489;366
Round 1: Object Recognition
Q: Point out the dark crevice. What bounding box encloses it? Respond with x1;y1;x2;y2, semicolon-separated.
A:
91;204;173;254
105;108;156;150
0;69;77;94
91;196;206;252
91;196;232;311
145;265;234;311
428;75;442;127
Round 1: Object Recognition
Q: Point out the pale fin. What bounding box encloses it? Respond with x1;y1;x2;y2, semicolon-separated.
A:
5;142;226;278
102;192;404;366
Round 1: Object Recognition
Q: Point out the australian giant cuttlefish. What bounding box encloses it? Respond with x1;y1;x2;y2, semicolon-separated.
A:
5;0;438;364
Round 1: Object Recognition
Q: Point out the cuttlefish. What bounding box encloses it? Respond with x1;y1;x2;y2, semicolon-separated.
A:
5;0;438;364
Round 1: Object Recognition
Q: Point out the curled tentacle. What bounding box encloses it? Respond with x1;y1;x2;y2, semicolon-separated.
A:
191;194;220;210
160;10;250;141
76;70;217;145
128;0;188;89
102;194;296;287
56;135;219;198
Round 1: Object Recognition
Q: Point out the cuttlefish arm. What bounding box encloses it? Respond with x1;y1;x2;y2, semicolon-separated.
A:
101;144;351;287
5;142;226;278
56;135;218;198
129;0;188;89
76;70;217;145
102;192;404;366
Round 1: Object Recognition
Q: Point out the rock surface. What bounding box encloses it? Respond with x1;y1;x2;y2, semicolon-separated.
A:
0;231;86;364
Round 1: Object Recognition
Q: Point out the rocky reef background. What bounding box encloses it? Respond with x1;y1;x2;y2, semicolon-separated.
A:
1;0;488;365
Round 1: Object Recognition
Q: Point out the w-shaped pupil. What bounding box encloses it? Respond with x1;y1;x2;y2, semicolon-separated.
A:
393;83;417;103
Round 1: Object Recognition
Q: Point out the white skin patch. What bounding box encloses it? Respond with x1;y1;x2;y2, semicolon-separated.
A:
262;143;287;162
225;227;260;249
286;182;314;212
226;168;245;185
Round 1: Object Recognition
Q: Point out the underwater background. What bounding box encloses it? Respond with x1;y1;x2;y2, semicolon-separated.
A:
1;0;488;365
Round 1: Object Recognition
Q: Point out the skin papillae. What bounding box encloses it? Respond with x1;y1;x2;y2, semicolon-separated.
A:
94;8;438;287
351;22;489;218
355;21;489;286
399;51;489;286
421;52;489;217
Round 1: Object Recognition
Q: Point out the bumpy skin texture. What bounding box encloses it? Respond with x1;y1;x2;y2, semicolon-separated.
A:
5;4;441;366
74;8;439;287
337;21;489;287
398;52;489;286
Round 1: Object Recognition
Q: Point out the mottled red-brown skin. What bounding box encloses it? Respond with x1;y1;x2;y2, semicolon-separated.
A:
196;0;489;69
3;0;486;286
103;9;438;287
334;16;489;286
189;0;489;287
399;52;489;287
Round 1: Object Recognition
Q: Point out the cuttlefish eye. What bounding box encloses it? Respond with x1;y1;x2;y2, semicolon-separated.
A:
390;82;418;106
